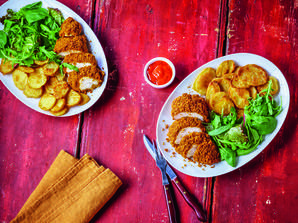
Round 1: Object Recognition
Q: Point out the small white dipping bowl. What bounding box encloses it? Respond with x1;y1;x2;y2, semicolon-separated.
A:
143;57;176;89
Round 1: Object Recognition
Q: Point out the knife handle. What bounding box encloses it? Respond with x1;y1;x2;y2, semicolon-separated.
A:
163;184;177;223
172;177;207;222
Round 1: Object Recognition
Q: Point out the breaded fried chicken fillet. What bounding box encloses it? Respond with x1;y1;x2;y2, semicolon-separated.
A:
167;117;206;148
171;93;209;122
67;66;104;93
63;53;97;72
54;35;88;57
59;17;82;37
177;132;220;165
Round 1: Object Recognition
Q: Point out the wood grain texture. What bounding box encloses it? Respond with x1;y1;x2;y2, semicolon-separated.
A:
0;0;93;222
212;0;298;222
81;0;221;222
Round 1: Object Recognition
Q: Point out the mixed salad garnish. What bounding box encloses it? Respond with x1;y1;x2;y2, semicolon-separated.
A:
206;80;282;167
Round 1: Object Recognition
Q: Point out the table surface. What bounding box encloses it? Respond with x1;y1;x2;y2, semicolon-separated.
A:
0;0;297;222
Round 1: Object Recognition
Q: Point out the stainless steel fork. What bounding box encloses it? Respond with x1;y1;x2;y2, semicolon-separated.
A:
151;140;177;223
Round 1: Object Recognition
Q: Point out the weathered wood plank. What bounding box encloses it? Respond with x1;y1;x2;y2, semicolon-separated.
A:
82;0;221;222
212;0;298;222
0;0;93;222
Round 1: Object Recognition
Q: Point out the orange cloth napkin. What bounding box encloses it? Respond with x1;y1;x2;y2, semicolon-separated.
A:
11;150;122;223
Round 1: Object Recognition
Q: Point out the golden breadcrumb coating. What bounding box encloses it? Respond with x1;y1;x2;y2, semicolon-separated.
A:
67;66;104;93
167;117;206;147
63;53;97;65
193;140;220;165
177;132;220;165
171;93;209;122
59;17;82;37
54;35;88;54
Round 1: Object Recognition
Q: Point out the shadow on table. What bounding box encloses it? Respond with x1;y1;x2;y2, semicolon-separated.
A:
89;180;127;223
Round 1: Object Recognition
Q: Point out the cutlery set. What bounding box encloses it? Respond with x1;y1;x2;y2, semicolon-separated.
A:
143;135;207;222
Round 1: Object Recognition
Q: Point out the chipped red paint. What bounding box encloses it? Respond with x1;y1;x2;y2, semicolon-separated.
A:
0;0;297;222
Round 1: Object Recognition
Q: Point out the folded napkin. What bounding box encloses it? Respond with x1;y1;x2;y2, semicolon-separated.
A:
11;150;122;223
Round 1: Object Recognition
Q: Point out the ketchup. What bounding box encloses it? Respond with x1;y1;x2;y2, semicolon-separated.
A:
146;61;172;85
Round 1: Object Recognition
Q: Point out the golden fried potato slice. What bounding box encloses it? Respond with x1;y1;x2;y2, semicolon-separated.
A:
53;81;70;99
206;80;221;104
34;67;44;75
45;77;59;94
249;86;257;99
210;92;234;115
213;78;231;93
216;60;236;77
50;107;68;116
50;98;66;112
232;64;268;88
56;73;66;82
17;66;35;73
39;93;57;110
0;59;15;74
42;61;59;76
23;84;43;98
66;90;81;107
34;59;49;66
12;70;28;90
222;73;234;80
79;93;90;105
28;73;47;89
192;67;216;95
257;76;279;95
228;86;250;109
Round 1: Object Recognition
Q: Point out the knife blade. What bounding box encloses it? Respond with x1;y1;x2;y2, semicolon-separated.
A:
143;134;207;222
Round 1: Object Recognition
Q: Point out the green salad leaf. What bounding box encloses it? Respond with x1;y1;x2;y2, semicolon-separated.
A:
206;80;282;167
59;63;79;77
0;1;64;66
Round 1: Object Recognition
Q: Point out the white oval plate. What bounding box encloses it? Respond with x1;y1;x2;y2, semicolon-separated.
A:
0;0;108;117
156;53;290;177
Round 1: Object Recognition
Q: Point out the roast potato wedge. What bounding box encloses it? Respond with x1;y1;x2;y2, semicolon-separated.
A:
34;59;49;66
206;80;221;103
66;89;81;107
249;86;257;99
42;61;59;76
210;92;234;115
50;107;68;116
216;60;236;77
0;59;15;74
192;67;216;95
45;77;59;94
18;66;35;73
52;81;70;99
12;70;28;90
50;98;66;112
213;78;231;93
228;86;250;109
257;76;279;95
39;93;57;110
232;64;268;88
23;84;43;98
28;73;47;89
79;93;90;105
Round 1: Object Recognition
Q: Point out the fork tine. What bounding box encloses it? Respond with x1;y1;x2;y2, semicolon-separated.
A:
151;140;158;157
152;140;160;158
153;140;163;160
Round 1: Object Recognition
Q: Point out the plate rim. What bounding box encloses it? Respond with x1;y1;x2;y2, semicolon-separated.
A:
156;52;290;178
0;0;108;117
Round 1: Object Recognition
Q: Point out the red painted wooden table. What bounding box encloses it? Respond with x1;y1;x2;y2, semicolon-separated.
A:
0;0;297;222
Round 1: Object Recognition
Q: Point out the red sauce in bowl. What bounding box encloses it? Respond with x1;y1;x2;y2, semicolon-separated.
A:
146;61;173;85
